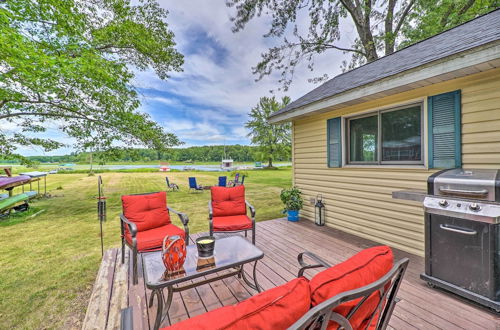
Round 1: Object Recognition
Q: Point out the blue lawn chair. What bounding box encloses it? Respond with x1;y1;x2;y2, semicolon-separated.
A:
188;177;203;192
218;176;227;187
166;177;179;191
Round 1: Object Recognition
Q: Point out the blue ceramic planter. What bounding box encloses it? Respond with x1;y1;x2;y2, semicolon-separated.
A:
287;210;299;222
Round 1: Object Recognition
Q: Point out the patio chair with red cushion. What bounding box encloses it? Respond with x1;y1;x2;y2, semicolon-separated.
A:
208;185;256;244
120;245;409;329
121;191;189;284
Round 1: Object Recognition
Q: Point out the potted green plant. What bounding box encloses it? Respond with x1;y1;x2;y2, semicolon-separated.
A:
280;187;303;222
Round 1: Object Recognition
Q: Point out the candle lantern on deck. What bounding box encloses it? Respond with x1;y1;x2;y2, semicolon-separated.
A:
97;176;107;256
314;194;325;226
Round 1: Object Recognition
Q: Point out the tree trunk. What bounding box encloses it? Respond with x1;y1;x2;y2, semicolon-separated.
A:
268;157;273;168
384;0;396;55
348;0;379;62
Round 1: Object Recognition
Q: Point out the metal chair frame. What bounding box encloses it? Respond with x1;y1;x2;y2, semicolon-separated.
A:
120;192;190;285
120;251;408;329
165;177;179;191
290;252;409;330
188;177;203;193
208;200;256;244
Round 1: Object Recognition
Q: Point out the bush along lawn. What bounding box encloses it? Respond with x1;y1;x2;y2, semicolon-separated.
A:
0;169;291;329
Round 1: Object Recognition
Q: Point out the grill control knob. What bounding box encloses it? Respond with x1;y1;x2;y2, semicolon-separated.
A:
438;200;448;207
469;203;481;212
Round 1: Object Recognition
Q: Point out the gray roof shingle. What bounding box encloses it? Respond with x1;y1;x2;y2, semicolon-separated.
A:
271;9;500;118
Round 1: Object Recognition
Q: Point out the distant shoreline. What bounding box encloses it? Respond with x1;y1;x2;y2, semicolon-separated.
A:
1;162;292;174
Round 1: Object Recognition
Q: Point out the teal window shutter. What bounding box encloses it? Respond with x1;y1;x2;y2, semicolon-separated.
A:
428;90;461;168
327;117;342;167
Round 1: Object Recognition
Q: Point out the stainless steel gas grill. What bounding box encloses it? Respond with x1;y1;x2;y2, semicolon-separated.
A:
423;168;500;311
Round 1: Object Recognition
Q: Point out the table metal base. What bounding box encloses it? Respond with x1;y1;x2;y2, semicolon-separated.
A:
150;260;261;330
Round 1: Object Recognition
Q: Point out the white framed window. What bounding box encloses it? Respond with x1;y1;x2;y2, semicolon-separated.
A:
346;103;424;165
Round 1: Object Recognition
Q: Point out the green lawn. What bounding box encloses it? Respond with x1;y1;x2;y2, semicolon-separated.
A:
0;169;291;329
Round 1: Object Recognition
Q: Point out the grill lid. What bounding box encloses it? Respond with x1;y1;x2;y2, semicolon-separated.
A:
428;169;500;202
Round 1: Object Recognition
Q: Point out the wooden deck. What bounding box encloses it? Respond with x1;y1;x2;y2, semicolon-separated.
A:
83;218;500;330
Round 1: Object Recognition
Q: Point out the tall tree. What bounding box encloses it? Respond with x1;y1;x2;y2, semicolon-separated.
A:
246;96;291;168
226;0;499;90
0;0;184;163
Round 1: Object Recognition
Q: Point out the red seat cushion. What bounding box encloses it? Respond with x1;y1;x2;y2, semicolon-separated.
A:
125;223;185;251
211;186;246;217
212;215;252;231
165;277;311;330
121;191;171;232
309;246;394;329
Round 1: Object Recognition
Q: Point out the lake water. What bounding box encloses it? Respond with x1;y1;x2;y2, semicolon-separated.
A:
100;163;291;171
5;163;291;172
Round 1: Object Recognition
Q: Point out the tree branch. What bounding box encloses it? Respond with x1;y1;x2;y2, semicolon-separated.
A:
289;41;367;56
458;0;476;15
0;100;109;126
0;111;94;121
440;2;456;26
393;0;416;37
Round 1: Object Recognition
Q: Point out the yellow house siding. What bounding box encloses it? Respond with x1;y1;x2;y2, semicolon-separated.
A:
292;68;500;256
461;74;500;168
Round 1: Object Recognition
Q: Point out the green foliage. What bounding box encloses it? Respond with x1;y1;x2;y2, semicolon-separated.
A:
227;0;498;90
245;96;291;168
280;186;303;211
3;144;293;164
400;0;500;49
0;0;183;164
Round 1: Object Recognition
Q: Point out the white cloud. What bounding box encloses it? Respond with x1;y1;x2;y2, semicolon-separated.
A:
232;126;249;139
137;1;355;116
143;95;182;107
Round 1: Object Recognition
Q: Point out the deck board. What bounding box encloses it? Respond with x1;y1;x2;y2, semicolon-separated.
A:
84;218;500;329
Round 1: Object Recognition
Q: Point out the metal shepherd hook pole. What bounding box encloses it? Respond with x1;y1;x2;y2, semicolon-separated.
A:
97;176;107;257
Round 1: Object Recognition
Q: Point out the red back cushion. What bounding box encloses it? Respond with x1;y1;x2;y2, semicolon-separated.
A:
121;191;171;232
309;246;394;329
211;185;246;217
166;277;311;330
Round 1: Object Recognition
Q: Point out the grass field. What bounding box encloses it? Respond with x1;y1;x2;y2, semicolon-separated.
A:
0;169;291;329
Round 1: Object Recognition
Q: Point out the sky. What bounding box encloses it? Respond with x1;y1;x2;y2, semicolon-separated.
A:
18;1;355;156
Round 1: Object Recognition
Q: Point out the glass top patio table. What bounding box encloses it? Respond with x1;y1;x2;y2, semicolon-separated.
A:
142;235;264;289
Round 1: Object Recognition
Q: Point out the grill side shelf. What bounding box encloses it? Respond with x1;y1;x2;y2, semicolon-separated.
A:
392;190;428;202
495;170;500;203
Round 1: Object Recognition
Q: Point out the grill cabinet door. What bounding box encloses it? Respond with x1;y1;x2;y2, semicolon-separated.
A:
427;214;496;299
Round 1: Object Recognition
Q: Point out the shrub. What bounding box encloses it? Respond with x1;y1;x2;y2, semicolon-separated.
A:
280;187;303;211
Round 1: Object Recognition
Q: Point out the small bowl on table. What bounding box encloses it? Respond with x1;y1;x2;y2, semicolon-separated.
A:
196;236;215;258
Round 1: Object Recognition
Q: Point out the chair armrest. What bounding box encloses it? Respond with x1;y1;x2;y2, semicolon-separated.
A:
168;207;190;244
120;307;133;330
290;258;410;330
208;200;213;220
297;251;331;277
245;200;256;218
168;207;189;226
120;214;137;237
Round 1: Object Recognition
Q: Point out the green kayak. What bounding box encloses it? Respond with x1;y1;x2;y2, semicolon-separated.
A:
0;193;29;211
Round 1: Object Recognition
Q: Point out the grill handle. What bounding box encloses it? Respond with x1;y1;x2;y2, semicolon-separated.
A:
438;187;489;197
439;224;477;235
